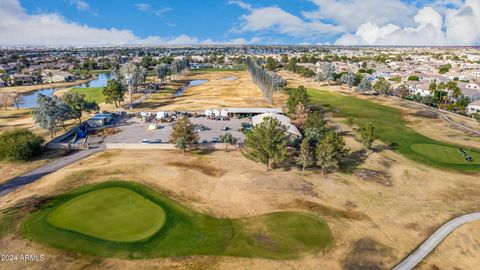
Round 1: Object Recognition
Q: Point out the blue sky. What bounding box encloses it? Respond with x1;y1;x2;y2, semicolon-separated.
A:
1;0;480;46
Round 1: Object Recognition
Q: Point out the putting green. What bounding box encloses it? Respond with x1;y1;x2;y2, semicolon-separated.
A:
22;181;332;259
411;144;480;165
47;187;166;242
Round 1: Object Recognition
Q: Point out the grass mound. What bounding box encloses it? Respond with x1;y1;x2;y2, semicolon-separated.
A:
22;181;331;259
308;89;480;171
47;187;166;242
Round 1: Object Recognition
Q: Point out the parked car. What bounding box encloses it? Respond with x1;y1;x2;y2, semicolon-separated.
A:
150;139;162;144
212;137;219;143
222;126;230;131
142;139;150;144
202;139;208;144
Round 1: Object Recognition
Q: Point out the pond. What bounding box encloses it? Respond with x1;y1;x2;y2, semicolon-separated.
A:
175;80;208;96
15;73;112;109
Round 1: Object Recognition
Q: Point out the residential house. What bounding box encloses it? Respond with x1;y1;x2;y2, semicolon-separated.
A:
472;71;480;78
411;81;433;97
467;100;480;114
10;74;34;86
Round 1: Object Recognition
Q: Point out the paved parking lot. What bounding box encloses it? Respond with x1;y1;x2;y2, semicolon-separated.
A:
105;116;250;144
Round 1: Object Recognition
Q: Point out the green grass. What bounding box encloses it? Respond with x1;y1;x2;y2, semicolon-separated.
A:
71;87;105;103
47;187;166;242
22;181;331;259
307;89;480;171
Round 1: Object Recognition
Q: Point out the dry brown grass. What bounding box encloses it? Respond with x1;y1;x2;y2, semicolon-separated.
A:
138;71;287;111
0;146;479;270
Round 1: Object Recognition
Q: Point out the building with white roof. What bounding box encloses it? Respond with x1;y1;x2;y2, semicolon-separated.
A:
252;112;302;138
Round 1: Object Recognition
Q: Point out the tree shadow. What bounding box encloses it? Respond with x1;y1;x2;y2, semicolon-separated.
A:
341;150;369;173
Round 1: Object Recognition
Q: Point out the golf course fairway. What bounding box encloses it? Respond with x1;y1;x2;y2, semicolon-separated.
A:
308;88;480;172
22;181;332;259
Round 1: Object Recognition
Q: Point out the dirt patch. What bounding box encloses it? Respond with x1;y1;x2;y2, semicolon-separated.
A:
167;161;225;177
354;169;392;186
255;232;279;251
280;199;369;221
343;238;396;270
411;110;440;119
288;180;319;198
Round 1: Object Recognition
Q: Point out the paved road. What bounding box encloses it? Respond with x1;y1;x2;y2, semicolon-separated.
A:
393;212;480;270
0;146;104;196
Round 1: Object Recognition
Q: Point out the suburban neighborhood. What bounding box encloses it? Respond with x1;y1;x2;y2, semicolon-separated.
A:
1;1;480;270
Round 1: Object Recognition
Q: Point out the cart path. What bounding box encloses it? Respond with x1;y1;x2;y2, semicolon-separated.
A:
0;147;104;196
393;212;480;270
440;113;480;136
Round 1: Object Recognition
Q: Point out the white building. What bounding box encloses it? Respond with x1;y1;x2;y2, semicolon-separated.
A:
205;107;283;117
252;112;302;138
467;100;480;114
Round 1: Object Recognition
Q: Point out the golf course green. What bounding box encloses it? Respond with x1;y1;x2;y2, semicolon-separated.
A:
22;181;331;259
47;187;166;242
308;89;480;171
71;87;105;103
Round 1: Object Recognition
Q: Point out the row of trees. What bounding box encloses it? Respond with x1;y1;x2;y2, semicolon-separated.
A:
247;59;286;104
32;92;99;137
243;85;378;173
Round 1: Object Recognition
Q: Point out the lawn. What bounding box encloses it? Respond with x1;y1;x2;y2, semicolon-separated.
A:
22;181;331;259
308;89;480;171
71;87;105;103
47;187;166;242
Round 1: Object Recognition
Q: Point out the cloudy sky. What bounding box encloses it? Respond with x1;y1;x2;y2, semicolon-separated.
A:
0;0;479;46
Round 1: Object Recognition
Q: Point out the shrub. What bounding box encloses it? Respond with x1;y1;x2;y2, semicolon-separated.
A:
0;129;44;161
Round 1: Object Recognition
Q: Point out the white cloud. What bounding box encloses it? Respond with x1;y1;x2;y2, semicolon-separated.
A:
0;0;262;46
134;3;172;16
304;0;416;32
335;1;480;46
70;0;89;11
234;6;343;37
228;0;253;11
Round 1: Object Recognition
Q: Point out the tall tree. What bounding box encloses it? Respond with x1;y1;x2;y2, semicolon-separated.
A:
287;85;310;113
290;103;308;129
287;57;298;72
170;117;199;152
266;56;277;71
373;78;391;95
32;94;68;137
342;71;355;91
220;133;238;152
102;79;126;108
298;138;313;175
62;91;99;124
243;117;287;171
357;76;372;92
0;92;10;110
358;123;378;149
316;131;348;174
